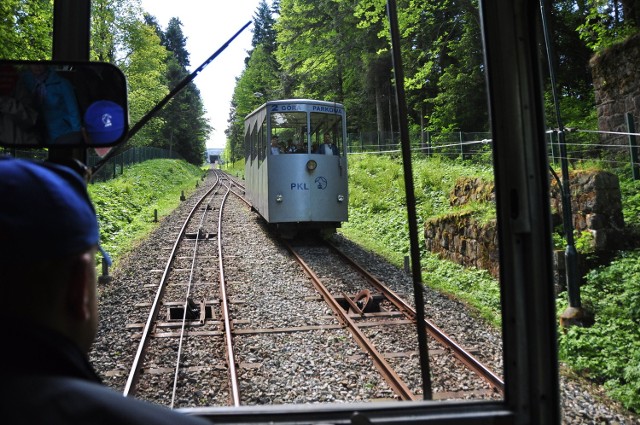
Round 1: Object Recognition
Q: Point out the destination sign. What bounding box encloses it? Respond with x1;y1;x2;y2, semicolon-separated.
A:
270;103;343;114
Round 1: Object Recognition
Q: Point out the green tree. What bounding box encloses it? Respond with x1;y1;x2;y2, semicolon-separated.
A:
423;1;488;133
225;1;281;161
275;0;343;100
227;45;280;162
163;17;190;68
91;0;118;62
541;1;597;132
251;0;278;55
118;18;170;147
0;0;52;59
275;0;385;134
353;0;400;134
91;1;171;147
156;17;210;164
577;0;640;51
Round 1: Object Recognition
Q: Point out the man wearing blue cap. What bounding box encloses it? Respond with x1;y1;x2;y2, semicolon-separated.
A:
0;157;211;424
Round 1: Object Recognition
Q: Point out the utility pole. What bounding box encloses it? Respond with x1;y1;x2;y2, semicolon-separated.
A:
539;0;584;326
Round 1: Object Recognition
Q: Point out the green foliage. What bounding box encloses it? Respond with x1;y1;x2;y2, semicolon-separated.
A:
422;252;501;323
153;18;210;165
574;230;595;253
273;0;384;130
88;159;203;263
423;3;488;133
576;1;639;52
116;14;169;147
252;0;278;54
221;156;245;179
226;0;600;165
554;229;596;256
91;0;120;62
0;0;52;59
92;1;210;164
557;250;640;411
163;17;190;68
620;176;640;228
545;90;598;132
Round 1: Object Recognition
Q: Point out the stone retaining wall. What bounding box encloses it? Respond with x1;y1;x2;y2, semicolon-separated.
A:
590;33;640;135
549;170;624;251
423;170;624;279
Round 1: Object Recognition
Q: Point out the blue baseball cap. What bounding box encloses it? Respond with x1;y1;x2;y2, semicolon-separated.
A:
84;100;125;145
0;157;109;265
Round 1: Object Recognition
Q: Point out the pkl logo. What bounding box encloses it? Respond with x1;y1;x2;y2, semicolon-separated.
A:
315;176;328;190
290;182;309;190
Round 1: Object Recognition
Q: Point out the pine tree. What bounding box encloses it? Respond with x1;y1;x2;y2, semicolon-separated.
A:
155;17;210;165
252;0;278;55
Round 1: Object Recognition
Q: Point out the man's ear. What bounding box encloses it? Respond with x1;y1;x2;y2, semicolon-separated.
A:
66;253;93;321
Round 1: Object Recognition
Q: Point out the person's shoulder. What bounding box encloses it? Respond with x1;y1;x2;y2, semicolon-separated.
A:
1;375;211;425
79;382;211;424
47;72;73;89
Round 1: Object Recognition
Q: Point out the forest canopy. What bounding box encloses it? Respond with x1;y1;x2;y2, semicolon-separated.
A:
2;0;639;164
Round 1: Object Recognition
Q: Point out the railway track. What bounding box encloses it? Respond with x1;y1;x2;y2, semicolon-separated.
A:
285;239;504;401
124;170;234;407
115;169;503;408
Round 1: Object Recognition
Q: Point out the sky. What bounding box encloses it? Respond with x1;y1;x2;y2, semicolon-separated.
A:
140;0;262;149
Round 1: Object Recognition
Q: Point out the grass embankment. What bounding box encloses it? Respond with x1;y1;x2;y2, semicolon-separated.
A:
88;159;205;264
341;154;501;326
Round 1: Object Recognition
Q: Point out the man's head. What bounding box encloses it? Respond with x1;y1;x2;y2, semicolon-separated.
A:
0;157;101;352
271;136;279;146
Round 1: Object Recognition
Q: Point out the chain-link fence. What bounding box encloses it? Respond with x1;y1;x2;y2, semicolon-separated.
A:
87;147;183;182
346;126;640;179
0;146;182;183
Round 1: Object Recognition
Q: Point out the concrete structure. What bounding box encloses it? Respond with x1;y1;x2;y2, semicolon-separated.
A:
206;148;224;164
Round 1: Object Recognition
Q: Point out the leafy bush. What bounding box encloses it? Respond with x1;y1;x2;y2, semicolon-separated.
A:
557;250;640;411
620;175;640;229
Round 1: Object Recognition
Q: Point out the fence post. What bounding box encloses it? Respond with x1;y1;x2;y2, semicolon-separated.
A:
626;112;639;180
459;131;465;160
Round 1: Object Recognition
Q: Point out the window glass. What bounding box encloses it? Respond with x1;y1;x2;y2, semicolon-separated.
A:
310;112;343;155
270;111;308;154
259;115;267;161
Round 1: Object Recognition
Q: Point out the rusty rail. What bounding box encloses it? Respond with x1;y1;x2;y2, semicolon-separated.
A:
326;240;505;394
283;241;419;401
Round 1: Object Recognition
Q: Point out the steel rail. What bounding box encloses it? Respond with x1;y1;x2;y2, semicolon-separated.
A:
220;172;248;207
123;173;221;397
217;177;241;406
326;241;505;394
283;241;418;401
170;180;218;408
